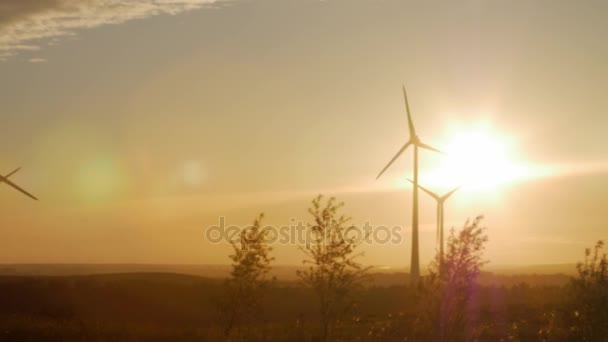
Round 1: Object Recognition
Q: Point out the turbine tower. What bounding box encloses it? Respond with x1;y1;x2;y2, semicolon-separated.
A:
0;167;38;201
408;180;458;270
376;86;441;282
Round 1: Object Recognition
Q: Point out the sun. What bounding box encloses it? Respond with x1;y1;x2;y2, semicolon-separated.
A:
422;122;533;193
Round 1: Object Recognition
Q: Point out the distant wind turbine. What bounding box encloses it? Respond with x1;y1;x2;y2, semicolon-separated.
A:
408;179;458;270
0;167;38;201
376;86;441;282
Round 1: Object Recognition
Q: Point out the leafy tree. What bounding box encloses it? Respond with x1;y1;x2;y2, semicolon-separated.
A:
220;213;274;339
566;240;608;341
418;215;488;341
297;195;370;341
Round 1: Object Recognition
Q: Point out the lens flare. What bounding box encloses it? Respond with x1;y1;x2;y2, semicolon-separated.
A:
77;156;126;203
423;122;537;193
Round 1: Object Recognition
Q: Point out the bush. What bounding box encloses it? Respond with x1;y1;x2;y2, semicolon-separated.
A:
297;195;370;341
418;215;488;341
566;240;608;340
219;213;274;339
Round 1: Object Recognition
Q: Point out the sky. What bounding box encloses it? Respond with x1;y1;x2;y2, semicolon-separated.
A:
0;0;607;268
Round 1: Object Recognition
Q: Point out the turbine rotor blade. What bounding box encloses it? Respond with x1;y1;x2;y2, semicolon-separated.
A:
402;85;416;137
442;187;460;201
376;141;412;179
0;177;38;201
407;178;440;201
417;141;443;154
4;167;21;179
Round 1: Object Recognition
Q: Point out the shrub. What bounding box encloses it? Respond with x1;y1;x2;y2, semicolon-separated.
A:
219;213;274;339
418;215;488;341
297;195;370;341
566;240;608;340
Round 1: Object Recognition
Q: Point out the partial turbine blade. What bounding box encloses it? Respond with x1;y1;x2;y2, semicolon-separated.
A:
0;177;38;201
442;187;460;201
402;85;416;137
417;141;443;154
407;179;440;201
4;167;21;179
376;141;412;179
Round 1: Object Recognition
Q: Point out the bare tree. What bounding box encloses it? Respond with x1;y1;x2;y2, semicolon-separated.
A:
297;195;370;341
220;213;274;339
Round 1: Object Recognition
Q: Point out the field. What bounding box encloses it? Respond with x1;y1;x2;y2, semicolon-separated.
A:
0;270;575;341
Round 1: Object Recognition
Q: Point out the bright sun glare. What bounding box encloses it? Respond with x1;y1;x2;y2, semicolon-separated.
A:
422;122;534;193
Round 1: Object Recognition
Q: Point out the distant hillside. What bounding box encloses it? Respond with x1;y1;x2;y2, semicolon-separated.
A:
0;264;235;278
485;263;577;276
0;263;578;280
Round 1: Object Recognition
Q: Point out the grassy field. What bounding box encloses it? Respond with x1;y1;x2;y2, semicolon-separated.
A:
0;271;575;341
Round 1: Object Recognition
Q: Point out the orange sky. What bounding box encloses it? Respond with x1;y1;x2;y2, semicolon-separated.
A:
0;0;607;267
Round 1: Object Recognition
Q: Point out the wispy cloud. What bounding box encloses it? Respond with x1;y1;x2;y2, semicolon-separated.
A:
0;0;222;61
28;57;47;63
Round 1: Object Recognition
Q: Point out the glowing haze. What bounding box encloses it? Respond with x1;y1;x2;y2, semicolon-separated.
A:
0;0;607;268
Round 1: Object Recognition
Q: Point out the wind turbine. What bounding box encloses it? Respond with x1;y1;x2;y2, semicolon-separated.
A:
0;167;38;201
408;179;458;271
376;86;441;282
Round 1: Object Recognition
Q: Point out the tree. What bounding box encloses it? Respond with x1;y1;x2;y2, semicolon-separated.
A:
297;195;370;341
566;240;608;341
220;213;274;339
418;215;488;341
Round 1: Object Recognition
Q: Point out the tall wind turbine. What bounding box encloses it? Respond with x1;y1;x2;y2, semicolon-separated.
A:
408;180;458;270
376;86;441;282
0;167;38;201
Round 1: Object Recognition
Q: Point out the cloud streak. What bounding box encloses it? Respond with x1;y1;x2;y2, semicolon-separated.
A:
0;0;221;60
